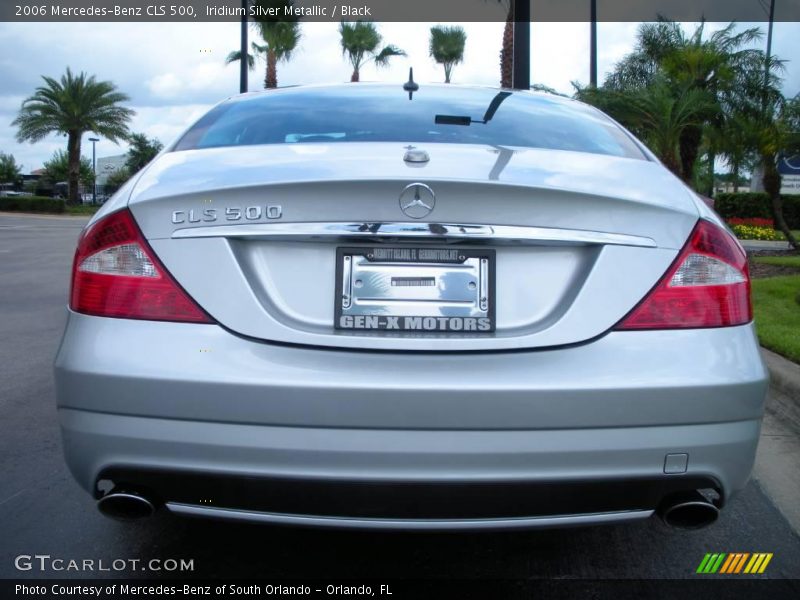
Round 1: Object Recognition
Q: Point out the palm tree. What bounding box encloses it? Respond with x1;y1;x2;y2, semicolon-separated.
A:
631;83;716;178
254;19;301;89
338;21;405;82
429;25;467;83
576;79;714;177
487;1;513;88
703;46;798;247
604;21;685;90
227;1;301;89
12;68;133;204
754;95;800;250
715;114;756;193
604;20;766;184
736;52;800;249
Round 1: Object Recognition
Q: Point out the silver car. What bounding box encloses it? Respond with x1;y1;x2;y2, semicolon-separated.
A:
55;84;767;530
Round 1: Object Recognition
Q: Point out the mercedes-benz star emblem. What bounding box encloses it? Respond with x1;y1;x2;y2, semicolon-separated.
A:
399;183;435;219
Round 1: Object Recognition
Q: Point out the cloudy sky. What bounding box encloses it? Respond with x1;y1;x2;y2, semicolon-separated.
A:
1;19;798;172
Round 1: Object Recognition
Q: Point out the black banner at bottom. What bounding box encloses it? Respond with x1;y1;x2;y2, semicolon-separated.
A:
4;579;800;600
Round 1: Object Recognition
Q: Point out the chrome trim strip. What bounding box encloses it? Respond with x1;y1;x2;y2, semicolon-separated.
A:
166;503;653;530
341;254;352;309
171;222;657;248
479;257;489;311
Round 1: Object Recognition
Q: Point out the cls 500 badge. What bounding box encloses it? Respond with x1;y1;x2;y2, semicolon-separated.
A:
172;205;282;224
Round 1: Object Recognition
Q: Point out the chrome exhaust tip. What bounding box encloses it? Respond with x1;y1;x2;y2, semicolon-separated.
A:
97;490;156;521
658;491;720;530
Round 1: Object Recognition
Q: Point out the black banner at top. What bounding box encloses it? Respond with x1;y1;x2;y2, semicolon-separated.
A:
2;0;800;23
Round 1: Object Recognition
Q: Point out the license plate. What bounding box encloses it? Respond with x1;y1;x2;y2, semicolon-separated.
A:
334;247;495;332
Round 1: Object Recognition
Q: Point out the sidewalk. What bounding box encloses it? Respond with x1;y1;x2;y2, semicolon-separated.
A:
756;348;800;534
761;348;800;430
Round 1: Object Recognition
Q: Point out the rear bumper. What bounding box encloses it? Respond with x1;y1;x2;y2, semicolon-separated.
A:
55;313;768;528
60;408;757;528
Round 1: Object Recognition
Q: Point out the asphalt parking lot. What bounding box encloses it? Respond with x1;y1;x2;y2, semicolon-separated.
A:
1;212;799;587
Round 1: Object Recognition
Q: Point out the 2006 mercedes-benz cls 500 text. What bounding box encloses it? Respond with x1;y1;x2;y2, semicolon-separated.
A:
55;84;768;530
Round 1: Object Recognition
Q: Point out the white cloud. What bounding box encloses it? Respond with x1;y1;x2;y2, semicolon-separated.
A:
132;104;213;146
147;73;184;98
0;95;25;113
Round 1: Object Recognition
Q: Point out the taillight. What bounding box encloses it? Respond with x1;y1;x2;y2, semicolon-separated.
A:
615;219;751;330
70;209;213;323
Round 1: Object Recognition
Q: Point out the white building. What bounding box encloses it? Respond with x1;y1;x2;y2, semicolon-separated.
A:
95;154;128;187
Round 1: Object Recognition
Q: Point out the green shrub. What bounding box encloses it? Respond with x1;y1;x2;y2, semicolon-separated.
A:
715;192;800;229
0;195;65;213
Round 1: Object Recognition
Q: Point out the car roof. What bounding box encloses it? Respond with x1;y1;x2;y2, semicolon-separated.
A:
225;82;580;108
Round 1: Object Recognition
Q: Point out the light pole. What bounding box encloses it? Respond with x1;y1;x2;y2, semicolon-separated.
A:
512;0;531;90
590;0;598;87
240;0;248;93
88;137;99;205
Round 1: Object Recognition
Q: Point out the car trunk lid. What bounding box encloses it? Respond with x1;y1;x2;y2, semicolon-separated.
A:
129;143;698;351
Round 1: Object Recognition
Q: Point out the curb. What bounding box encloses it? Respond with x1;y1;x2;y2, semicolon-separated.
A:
741;240;794;251
761;347;800;432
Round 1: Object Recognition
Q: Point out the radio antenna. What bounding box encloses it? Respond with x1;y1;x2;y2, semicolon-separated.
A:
403;68;419;100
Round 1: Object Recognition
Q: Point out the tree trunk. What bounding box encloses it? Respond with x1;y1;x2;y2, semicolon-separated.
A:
351;69;359;83
661;152;682;179
444;64;451;84
500;6;514;88
763;156;799;250
678;124;702;186
706;148;715;198
265;49;277;89
67;131;81;206
732;160;739;193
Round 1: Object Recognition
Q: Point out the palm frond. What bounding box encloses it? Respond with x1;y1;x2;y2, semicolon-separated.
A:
225;50;256;70
373;44;406;67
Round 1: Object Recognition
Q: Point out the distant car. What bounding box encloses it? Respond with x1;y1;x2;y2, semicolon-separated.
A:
55;84;767;530
53;182;68;199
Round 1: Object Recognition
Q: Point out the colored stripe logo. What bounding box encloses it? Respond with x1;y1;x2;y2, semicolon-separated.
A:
696;553;773;574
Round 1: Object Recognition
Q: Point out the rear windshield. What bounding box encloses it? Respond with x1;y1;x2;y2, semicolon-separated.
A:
173;86;645;159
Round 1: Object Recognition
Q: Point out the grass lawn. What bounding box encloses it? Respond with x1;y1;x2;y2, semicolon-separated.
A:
753;255;800;268
66;205;101;216
775;230;800;241
751;275;800;363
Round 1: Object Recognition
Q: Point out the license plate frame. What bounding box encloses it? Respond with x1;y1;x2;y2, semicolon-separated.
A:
334;246;495;333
